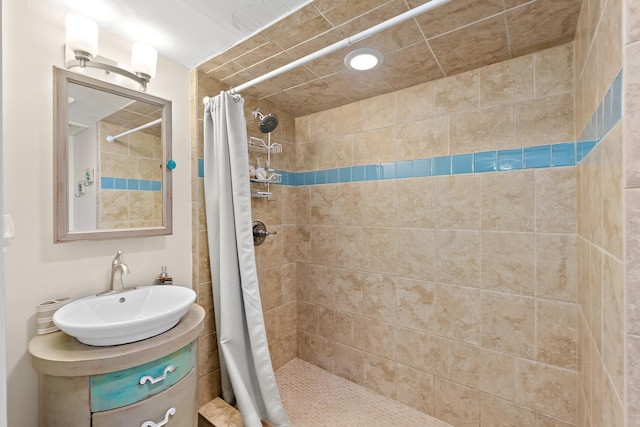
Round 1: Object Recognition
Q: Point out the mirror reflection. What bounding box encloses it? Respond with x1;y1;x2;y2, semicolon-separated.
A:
55;67;172;242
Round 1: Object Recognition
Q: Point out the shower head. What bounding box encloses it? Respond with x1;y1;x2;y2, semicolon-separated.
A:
253;108;279;133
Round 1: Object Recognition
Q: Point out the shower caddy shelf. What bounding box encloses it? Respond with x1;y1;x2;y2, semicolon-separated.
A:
248;136;281;200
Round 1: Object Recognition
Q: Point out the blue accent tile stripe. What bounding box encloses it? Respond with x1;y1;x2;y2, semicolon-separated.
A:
101;177;162;191
474;151;496;173
452;154;473;174
433;156;451;176
498;149;522;171
524;145;551;169
198;158;204;178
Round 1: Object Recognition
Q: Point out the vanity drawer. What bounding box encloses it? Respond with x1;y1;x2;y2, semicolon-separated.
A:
90;342;195;412
92;368;197;427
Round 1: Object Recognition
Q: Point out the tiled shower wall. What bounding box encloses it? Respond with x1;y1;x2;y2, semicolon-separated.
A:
573;0;632;424
190;71;298;407
293;42;579;427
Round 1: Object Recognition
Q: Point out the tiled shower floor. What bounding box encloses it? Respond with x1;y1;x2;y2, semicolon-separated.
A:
274;359;452;427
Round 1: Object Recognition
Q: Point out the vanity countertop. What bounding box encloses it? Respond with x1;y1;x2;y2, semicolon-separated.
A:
29;303;205;377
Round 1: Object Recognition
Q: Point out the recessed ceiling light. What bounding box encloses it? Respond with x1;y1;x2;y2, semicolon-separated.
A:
344;48;384;71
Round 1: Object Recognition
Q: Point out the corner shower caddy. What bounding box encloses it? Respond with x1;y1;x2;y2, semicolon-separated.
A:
248;136;282;200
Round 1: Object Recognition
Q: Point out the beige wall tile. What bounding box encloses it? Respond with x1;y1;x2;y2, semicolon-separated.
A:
626;188;640;335
333;342;364;385
309;107;335;145
433;69;480;116
536;413;575;427
395;177;435;228
361;91;396;131
435;377;480;427
436;284;480;345
295;142;318;171
297;302;320;334
435;230;481;288
626;46;640;187
535;167;577;234
449;340;516;400
396;116;449;161
536;299;578;370
362;353;397;399
481;170;535;232
629;0;640;43
515;359;577;422
334;226;363;271
596;0;622;99
318;134;354;169
311;185;336;225
319;307;354;346
602;123;623;259
602;373;624;427
514;93;574;147
395;81;434;124
334;183;363;226
309;333;335;373
310;225;337;267
276;301;297;337
588;246;603;355
395;228;436;281
362;180;396;227
363;227;397;275
536;233;577;302
363;273;397;323
258;267;283;311
295;115;310;143
395;326;450;378
353;127;396;165
354;316;395;360
333;268;364;315
479;54;533;107
435;174;481;230
588;145;605;248
395;364;435;415
396;277;436;334
481;290;535;360
334;102;362;136
627;334;640;425
450;104;514;154
480;394;535;427
481;231;535;296
534;43;574;98
602;254;625;398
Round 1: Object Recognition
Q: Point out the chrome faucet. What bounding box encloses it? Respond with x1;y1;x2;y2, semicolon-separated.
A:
110;251;130;292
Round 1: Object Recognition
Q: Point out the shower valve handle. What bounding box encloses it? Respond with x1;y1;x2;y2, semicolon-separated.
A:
252;220;276;246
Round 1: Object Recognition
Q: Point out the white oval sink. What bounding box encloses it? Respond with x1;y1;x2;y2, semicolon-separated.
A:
53;286;196;346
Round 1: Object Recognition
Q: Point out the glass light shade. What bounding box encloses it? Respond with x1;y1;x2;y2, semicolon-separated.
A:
65;14;98;57
344;48;384;71
131;43;158;78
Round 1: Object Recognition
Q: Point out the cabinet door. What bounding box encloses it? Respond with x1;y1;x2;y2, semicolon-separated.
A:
92;369;196;427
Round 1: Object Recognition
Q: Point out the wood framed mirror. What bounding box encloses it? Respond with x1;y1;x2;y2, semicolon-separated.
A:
54;67;172;242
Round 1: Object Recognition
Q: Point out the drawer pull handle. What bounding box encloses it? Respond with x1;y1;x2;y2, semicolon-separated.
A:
141;407;176;427
139;365;175;385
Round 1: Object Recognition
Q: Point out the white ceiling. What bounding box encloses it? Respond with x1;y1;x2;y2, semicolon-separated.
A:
46;0;312;68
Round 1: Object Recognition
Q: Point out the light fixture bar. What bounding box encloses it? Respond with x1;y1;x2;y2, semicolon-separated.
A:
226;0;453;95
65;56;151;91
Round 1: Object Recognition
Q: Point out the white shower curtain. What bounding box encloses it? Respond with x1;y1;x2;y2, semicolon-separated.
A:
203;92;289;427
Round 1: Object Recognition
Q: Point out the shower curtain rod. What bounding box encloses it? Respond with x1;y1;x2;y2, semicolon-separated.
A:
106;118;162;142
225;0;453;96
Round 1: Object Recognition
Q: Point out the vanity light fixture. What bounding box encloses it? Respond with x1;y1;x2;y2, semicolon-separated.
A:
64;14;157;91
344;48;384;71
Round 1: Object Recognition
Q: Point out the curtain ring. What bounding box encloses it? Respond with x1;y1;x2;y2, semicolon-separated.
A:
231;93;242;102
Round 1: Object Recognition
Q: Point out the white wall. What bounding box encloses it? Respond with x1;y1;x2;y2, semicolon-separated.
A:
1;1;192;426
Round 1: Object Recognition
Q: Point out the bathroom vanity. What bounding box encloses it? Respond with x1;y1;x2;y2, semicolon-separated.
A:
28;304;205;427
